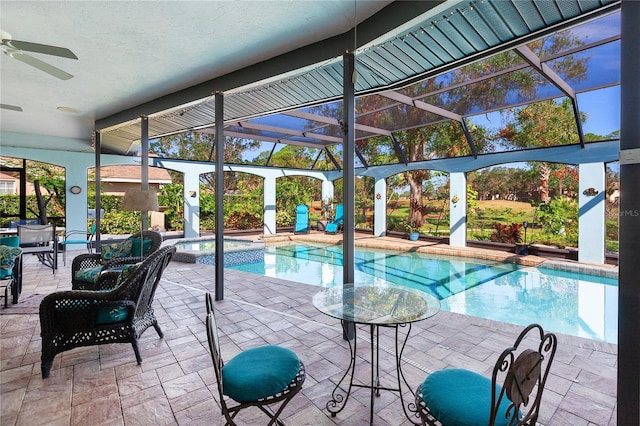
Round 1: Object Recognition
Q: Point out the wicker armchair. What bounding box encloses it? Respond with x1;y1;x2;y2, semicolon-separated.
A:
40;245;176;378
71;230;163;290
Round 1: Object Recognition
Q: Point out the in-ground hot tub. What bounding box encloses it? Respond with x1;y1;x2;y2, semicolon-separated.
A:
171;237;265;266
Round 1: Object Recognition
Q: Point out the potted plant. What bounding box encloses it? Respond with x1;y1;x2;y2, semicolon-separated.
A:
490;222;529;254
405;220;422;241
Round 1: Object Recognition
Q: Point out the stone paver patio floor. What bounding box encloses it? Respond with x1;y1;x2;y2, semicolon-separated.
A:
1;237;617;425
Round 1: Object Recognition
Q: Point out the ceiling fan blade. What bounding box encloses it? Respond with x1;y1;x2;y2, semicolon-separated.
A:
0;104;23;112
8;50;73;80
4;39;78;59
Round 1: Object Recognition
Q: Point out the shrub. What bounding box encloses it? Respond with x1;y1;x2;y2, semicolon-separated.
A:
276;210;294;227
226;211;262;230
490;222;523;244
533;197;577;236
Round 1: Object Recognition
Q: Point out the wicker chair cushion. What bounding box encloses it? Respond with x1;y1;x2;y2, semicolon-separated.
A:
222;345;301;401
115;263;141;285
0;246;22;279
0;236;20;247
96;306;129;324
101;239;133;263
75;266;103;283
130;238;153;257
92;264;140;324
421;369;513;426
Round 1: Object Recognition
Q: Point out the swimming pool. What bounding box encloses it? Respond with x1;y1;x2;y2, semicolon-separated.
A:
171;237;265;265
228;242;618;343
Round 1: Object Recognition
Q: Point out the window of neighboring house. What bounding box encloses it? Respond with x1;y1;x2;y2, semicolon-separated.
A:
0;180;16;194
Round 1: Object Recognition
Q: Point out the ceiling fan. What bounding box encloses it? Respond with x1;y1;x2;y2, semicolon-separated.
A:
1;30;78;80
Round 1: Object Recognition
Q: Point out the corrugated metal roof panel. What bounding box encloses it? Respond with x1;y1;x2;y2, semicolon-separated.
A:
100;0;619;155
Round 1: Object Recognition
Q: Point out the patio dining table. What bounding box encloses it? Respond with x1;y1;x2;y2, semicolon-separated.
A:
313;282;440;425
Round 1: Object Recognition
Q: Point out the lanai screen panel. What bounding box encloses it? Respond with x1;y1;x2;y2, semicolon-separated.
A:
547;41;620;92
577;87;620;140
536;11;620;60
356;135;402;167
356;93;441;131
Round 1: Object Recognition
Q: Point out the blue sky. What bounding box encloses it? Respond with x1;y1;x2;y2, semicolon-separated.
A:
579;85;620;137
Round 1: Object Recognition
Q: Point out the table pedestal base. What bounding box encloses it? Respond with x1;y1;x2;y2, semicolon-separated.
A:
325;321;422;425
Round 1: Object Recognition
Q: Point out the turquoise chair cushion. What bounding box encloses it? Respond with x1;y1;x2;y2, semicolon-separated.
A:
101;239;133;263
222;345;300;402
0;236;20;247
96;306;129;324
94;264;140;324
325;223;338;233
75;266;103;283
421;369;514;426
129;238;152;257
115;263;141;285
0;246;21;279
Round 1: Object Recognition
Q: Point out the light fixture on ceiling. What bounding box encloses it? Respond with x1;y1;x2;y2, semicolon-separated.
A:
57;106;80;113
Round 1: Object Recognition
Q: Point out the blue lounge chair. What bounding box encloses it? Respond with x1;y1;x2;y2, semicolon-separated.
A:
325;204;343;234
294;205;309;234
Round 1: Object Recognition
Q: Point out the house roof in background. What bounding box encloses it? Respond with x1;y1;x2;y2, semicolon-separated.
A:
97;165;172;184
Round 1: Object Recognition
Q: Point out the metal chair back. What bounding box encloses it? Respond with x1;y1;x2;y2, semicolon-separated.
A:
17;224;57;272
204;292;306;425
17;224;55;245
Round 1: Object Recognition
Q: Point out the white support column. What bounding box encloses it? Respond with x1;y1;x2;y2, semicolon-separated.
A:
578;162;606;264
374;178;387;237
321;179;334;203
183;172;200;238
264;176;276;235
64;166;90;250
449;172;467;247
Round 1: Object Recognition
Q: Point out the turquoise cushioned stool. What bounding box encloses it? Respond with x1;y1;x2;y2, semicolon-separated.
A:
205;292;305;425
223;345;301;401
421;369;513;426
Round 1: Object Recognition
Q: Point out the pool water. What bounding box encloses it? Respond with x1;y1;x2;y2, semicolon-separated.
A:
228;243;618;343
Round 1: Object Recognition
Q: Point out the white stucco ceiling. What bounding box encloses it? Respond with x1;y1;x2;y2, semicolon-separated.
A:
0;0;392;150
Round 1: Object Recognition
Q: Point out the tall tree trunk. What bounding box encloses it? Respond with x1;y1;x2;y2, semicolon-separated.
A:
539;162;551;203
407;170;429;225
33;180;48;224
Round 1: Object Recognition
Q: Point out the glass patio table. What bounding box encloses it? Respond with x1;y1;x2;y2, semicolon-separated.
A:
313;282;440;425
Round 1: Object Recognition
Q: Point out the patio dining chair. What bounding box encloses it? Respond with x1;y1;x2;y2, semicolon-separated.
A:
17;224;57;273
58;221;97;265
205;292;306;425
415;323;557;426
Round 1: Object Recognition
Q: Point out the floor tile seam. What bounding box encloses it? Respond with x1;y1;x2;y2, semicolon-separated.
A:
160;278;435;377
